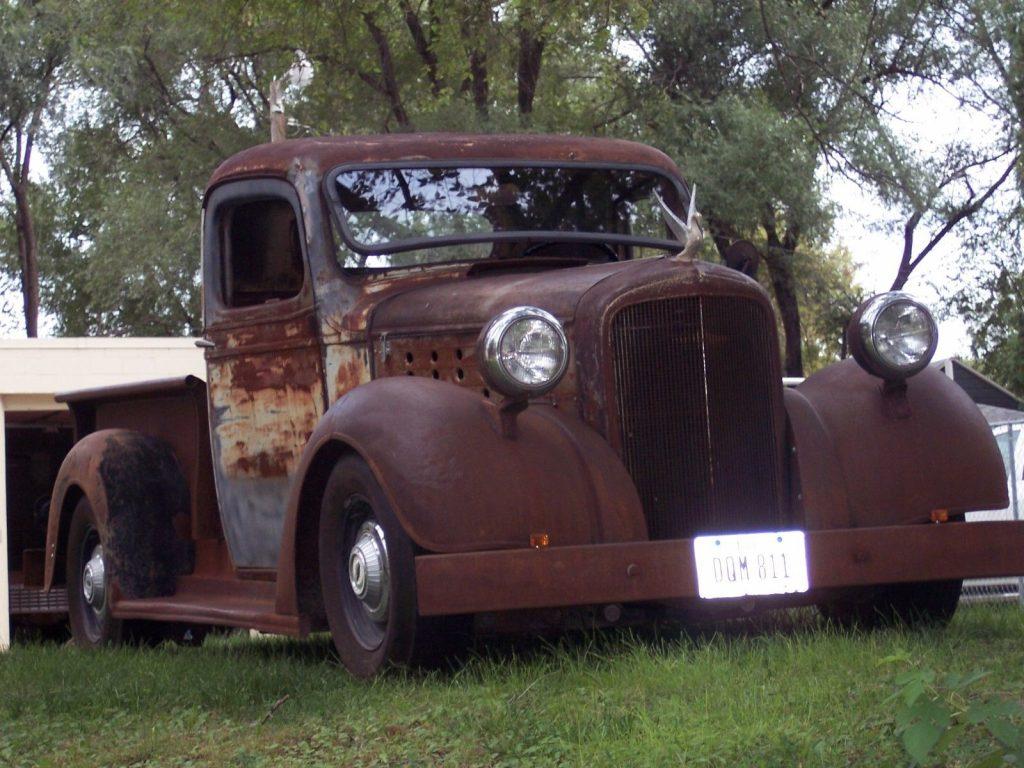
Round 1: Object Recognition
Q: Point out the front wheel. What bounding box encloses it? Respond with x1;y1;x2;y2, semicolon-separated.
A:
318;455;468;678
818;579;962;630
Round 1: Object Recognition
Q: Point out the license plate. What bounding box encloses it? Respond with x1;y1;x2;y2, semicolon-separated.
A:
693;530;809;599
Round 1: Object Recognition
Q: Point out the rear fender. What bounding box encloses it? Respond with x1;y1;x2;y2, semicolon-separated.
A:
787;359;1007;529
45;429;193;597
275;377;646;616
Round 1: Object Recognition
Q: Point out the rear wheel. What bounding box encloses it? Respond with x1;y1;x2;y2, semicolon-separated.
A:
133;621;209;647
318;455;468;678
67;497;208;648
67;497;124;647
819;579;962;630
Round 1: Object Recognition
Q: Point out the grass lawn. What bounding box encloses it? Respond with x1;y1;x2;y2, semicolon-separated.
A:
2;605;1023;767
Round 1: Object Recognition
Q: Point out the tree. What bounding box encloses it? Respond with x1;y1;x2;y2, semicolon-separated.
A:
938;0;1024;391
949;202;1024;395
36;0;648;333
886;1;1021;290
6;0;1014;379
0;0;69;336
627;0;1022;375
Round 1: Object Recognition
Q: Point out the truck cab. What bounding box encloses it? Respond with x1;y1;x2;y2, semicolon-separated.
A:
38;134;1022;676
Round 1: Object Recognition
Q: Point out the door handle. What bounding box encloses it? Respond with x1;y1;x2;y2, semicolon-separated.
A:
194;338;216;349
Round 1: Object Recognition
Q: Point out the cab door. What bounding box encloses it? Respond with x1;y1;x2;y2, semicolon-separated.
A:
202;179;327;570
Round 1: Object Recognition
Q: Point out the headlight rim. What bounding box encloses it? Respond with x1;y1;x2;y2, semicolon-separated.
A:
478;306;569;398
850;291;938;380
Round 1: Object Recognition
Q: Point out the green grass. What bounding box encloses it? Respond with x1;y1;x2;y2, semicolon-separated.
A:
2;606;1023;767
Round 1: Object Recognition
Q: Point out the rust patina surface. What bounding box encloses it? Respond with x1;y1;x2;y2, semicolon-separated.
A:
36;133;1021;641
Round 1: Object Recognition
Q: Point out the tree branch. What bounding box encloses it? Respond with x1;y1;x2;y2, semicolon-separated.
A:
891;154;1020;290
362;12;411;128
399;0;441;96
909;156;1019;270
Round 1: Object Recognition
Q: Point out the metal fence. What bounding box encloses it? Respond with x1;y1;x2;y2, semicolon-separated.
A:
962;420;1024;604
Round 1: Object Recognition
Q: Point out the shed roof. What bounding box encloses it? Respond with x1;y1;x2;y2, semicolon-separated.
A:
934;358;1023;412
0;338;205;399
978;404;1024;426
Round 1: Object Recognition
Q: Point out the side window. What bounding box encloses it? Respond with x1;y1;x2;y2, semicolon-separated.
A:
221;198;304;308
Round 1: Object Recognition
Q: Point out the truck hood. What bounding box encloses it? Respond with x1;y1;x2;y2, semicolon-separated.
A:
368;260;635;334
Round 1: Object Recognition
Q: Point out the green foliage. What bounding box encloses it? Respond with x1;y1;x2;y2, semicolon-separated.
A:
795;245;864;373
954;264;1024;398
950;211;1024;398
883;651;1024;767
0;0;69;132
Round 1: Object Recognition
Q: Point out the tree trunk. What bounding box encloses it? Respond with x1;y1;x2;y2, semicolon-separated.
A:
269;79;286;142
459;9;490;121
516;22;544;118
362;12;411;128
763;213;803;377
469;49;488;119
11;181;39;337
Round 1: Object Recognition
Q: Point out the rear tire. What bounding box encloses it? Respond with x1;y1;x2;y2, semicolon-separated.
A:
819;579;962;630
67;497;124;647
67;497;208;649
318;455;468;678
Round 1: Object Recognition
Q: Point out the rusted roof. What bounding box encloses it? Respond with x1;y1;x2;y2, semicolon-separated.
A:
207;133;684;192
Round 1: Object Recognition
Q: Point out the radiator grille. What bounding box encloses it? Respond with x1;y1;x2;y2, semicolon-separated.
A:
611;296;783;540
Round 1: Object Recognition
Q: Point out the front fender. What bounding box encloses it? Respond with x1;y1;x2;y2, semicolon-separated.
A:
275;377;646;616
787;359;1007;529
44;429;192;597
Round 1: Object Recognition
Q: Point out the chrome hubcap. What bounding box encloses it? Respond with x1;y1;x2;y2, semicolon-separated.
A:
348;522;389;622
82;544;106;611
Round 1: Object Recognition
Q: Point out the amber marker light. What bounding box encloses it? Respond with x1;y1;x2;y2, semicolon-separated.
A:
930;509;950;523
530;533;550;549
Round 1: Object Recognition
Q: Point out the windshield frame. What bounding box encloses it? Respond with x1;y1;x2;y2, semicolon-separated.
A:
323;159;691;261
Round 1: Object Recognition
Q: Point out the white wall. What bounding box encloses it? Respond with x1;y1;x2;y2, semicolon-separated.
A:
1;398;8;651
0;338;206;395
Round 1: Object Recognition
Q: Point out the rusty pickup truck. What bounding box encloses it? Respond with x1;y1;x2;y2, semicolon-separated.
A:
36;133;1023;676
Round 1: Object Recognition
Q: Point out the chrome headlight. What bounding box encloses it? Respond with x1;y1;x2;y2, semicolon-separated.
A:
849;292;938;380
478;306;569;398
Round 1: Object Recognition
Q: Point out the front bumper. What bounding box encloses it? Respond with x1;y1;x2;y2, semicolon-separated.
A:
415;521;1024;616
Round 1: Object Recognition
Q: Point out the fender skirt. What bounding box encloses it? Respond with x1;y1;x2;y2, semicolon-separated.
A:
44;429;194;597
786;359;1008;530
275;377;646;617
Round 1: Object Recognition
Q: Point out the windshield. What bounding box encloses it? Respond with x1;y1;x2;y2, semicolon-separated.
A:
328;164;686;267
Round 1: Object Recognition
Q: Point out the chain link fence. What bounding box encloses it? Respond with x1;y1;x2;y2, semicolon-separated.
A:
962;420;1024;604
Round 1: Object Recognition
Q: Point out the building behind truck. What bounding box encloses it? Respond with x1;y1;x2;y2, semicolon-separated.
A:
0;338;204;650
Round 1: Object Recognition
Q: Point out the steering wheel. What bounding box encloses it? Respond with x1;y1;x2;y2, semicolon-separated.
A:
521;241;618;262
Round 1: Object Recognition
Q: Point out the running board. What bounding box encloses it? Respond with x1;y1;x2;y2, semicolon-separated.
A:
111;576;305;636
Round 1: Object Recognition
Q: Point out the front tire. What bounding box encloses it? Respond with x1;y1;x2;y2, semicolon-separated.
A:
819;579;962;630
318;455;467;678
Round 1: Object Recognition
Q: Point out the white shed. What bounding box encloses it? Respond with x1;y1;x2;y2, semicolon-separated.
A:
1;338;205;650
